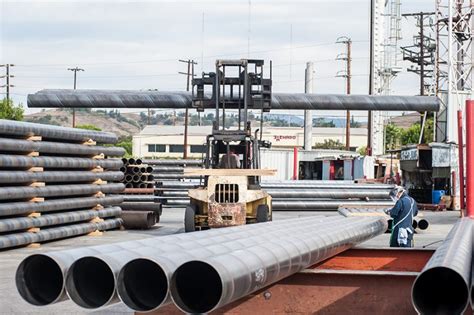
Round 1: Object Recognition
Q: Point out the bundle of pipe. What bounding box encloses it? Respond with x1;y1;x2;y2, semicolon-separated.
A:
156;180;395;210
16;215;386;311
0;119;124;249
412;218;473;314
119;159;160;228
120;158;153;188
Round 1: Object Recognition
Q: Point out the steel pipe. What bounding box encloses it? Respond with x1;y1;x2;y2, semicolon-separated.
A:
0;195;123;217
122;195;159;202
0;137;125;157
171;216;387;313
142;159;202;166
418;219;429;230
412;218;473;314
0;119;118;143
0;155;122;170
0;171;124;184
27;90;440;111
120;202;162;213
0;207;121;233
272;200;394;211
14;219;123;305
5;218;121;252
123;188;155;194
66;216;343;310
466;100;474;217
121;211;156;229
0;183;124;201
152;166;185;172
266;189;390;199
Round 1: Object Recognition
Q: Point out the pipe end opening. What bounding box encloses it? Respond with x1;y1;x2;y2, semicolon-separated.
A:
16;255;63;306
171;261;222;314
413;267;468;314
66;257;115;309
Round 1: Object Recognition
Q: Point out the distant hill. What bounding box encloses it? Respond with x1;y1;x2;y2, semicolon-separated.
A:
25;109;140;138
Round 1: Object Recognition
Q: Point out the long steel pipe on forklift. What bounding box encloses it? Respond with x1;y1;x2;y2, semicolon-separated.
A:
16;215;332;307
272;200;394;210
66;216;344;310
0;195;123;217
171;216;387;313
0;171;124;184
412;218;473;314
0;207;121;233
0;118;117;143
27;90;440;111
0;138;125;157
0;155;122;169
0;183;124;201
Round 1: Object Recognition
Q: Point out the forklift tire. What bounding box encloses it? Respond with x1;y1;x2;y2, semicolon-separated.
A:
256;204;269;223
184;205;197;233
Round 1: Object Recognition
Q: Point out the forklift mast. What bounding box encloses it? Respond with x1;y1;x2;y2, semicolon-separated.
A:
192;59;272;174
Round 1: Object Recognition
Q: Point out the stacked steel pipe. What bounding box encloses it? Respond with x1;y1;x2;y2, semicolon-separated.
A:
0;119;124;249
157;178;395;211
120;158;161;229
144;159;203;181
16;215;387;311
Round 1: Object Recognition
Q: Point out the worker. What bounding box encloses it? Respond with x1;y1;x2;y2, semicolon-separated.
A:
385;187;418;247
219;150;240;169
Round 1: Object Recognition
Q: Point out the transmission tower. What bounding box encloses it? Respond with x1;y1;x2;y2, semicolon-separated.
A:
435;0;473;143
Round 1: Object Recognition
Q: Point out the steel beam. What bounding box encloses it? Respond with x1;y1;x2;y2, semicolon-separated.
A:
0;155;122;169
0;119;117;143
27;90;440;112
170;216;387;313
0;196;123;217
412;218;473;314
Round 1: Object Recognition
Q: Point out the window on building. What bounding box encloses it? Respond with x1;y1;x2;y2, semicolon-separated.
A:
190;145;206;153
148;144;166;152
169;145;184;153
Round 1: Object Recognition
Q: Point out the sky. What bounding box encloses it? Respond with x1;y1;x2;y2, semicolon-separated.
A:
0;0;434;119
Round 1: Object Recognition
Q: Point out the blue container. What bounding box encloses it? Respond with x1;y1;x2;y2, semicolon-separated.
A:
432;190;445;204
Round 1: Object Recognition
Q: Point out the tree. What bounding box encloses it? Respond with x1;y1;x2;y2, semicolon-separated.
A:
357;145;367;156
385;123;402;151
75;124;102;131
313;139;345;150
0;98;24;120
116;136;132;156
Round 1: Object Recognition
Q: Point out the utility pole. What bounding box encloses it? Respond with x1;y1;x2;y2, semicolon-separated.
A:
67;67;84;127
0;64;15;102
368;0;375;156
304;62;314;151
179;59;197;159
401;12;435;143
336;37;352;151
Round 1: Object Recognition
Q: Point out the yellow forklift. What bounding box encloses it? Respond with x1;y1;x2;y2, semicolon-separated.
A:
184;59;274;232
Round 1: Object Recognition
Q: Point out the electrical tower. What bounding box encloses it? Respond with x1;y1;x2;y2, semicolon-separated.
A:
435;0;473;143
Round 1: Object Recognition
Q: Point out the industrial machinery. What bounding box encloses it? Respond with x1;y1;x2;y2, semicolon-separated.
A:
184;59;274;232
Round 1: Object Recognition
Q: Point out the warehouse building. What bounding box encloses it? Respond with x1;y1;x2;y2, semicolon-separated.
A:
132;125;368;158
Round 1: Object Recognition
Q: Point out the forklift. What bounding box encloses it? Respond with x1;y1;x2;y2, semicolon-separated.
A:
184;59;274;232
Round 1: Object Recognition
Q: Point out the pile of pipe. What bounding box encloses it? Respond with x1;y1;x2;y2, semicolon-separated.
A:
0;119;124;249
120;158;154;188
144;158;203;181
411;218;473;314
16;214;387;312
119;158;160;229
158;179;395;211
